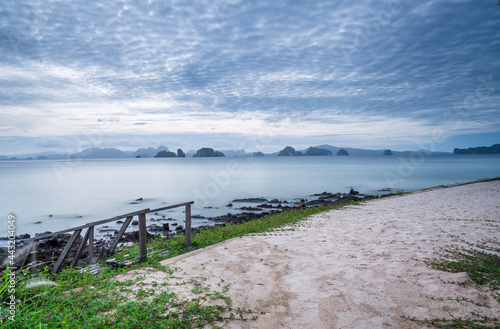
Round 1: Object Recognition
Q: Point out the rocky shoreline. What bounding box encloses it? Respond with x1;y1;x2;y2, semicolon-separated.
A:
1;188;395;273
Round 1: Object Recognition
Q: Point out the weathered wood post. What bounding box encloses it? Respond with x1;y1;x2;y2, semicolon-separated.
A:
138;212;147;261
88;226;95;263
185;204;192;247
73;227;91;267
30;241;38;275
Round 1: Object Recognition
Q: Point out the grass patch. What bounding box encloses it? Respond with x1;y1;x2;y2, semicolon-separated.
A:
421;185;448;191
403;237;500;329
0;202;355;328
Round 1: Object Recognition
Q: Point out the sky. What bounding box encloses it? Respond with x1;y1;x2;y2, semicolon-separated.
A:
0;0;499;155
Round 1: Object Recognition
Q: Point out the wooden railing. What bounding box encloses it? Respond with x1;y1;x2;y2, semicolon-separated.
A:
19;201;194;274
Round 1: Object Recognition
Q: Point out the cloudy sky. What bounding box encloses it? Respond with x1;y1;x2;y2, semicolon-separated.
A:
1;0;499;155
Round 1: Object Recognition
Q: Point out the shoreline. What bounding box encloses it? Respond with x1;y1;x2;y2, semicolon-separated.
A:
2;177;499;273
0;187;388;272
1;178;499;327
2;186;388;242
132;177;500;328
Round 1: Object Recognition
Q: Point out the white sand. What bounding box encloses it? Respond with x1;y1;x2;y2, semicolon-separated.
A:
117;179;500;328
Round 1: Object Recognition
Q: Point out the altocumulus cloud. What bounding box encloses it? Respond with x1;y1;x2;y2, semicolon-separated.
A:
0;0;499;154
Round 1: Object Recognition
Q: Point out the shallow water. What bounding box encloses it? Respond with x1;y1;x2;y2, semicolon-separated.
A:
1;154;499;237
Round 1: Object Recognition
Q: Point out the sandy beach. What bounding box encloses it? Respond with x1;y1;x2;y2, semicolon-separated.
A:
117;179;500;328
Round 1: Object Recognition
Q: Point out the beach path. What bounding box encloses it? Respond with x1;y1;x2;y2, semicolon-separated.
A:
118;180;500;328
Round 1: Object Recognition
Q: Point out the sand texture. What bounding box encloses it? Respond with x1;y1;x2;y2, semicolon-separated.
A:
118;180;500;328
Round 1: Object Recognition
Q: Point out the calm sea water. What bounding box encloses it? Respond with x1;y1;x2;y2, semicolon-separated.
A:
1;155;499;238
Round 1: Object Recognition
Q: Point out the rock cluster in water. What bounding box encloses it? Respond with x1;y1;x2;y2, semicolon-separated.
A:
1;188;396;273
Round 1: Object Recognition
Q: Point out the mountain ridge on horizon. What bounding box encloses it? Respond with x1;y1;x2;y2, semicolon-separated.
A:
0;144;453;160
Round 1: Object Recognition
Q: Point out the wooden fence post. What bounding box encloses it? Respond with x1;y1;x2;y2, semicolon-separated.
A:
185;204;191;247
138;212;147;261
73;227;91;267
88;226;95;263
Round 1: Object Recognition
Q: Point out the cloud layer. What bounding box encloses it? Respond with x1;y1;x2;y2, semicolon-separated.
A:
1;0;499;153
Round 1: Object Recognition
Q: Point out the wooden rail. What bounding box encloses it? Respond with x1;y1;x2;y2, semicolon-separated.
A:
20;201;194;274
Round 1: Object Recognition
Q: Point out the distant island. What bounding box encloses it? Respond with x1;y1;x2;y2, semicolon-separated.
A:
154;151;177;158
306;147;332;156
149;147;225;158
0;143;458;160
193;148;225;157
277;146;332;156
453;144;500;154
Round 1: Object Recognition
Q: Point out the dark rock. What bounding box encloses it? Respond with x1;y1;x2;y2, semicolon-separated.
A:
131;220;139;225
155;150;177;158
226;203;233;207
76;259;90;267
18;234;30;239
44;238;62;248
193;148;225;157
305;199;326;206
163;223;170;231
121;230;159;243
196;148;215;157
175;225;183;230
135;198;143;201
305;147;332;156
239;206;263;211
232;197;268;203
99;228;116;233
349;189;359;195
35;231;52;237
269;199;280;203
453;144;500;154
257;203;274;208
177;148;186;157
35;221;42;224
116;220;124;224
278;146;296;156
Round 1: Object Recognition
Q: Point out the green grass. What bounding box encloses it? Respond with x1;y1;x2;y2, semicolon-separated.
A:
403;237;500;329
420;185;448;191
0;201;356;328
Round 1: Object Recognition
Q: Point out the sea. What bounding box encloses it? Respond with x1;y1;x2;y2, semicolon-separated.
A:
1;154;499;240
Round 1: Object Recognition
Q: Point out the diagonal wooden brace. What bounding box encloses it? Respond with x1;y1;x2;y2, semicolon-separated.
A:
51;229;82;274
